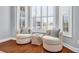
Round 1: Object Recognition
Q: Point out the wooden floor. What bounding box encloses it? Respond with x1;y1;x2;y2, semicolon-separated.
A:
0;40;74;53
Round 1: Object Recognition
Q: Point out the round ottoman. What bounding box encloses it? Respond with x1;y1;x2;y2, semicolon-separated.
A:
42;35;63;52
16;34;31;44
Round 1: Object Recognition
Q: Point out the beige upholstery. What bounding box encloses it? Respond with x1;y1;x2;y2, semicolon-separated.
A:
31;35;42;45
16;34;31;44
42;31;63;52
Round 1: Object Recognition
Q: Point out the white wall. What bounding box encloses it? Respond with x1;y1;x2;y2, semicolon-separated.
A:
10;6;17;37
72;6;79;48
0;6;11;39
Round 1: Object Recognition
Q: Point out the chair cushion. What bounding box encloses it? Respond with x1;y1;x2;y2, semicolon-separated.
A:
16;34;32;39
47;28;60;37
51;28;60;37
42;35;60;45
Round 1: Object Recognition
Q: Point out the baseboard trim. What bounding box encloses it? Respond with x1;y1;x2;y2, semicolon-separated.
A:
64;43;79;52
0;37;16;43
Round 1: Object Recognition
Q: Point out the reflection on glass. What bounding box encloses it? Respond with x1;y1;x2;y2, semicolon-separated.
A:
36;7;41;17
48;7;54;16
36;18;41;29
42;17;47;30
48;17;54;30
20;6;25;33
30;6;55;31
31;18;36;29
20;6;25;17
31;6;36;17
63;16;69;32
42;6;47;16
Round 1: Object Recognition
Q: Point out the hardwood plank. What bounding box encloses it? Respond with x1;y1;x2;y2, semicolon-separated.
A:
0;40;74;53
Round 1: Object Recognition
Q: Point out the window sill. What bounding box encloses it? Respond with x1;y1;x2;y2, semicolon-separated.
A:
63;32;72;38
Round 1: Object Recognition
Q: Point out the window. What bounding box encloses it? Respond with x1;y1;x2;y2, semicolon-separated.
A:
63;16;69;32
20;6;25;29
17;6;56;34
30;6;56;31
17;6;28;34
59;6;72;37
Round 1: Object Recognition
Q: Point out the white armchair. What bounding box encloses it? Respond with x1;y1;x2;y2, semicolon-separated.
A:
42;28;63;52
16;34;32;44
